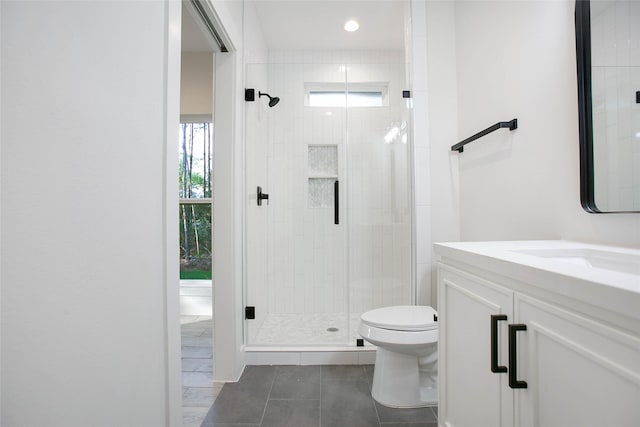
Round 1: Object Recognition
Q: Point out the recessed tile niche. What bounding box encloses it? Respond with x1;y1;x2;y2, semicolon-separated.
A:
308;145;338;208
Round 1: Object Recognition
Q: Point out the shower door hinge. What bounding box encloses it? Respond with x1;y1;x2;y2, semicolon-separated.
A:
245;306;256;319
402;90;411;99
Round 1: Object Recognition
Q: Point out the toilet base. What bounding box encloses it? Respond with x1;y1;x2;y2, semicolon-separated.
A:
371;346;437;408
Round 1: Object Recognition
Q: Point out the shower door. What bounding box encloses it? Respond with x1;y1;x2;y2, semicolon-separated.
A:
245;61;412;347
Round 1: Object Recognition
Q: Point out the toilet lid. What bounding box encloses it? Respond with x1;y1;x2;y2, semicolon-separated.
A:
360;306;438;332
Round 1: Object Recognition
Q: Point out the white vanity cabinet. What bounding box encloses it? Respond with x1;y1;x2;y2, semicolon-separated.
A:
515;293;639;427
438;265;514;427
435;241;640;427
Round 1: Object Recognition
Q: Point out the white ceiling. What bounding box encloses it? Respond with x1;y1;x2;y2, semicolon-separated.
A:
182;3;215;52
181;0;408;52
252;0;407;50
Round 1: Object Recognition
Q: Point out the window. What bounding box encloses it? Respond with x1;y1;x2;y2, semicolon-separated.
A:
179;122;212;199
179;121;212;280
305;82;388;107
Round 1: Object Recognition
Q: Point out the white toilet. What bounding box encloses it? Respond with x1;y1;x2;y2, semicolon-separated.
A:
358;305;438;408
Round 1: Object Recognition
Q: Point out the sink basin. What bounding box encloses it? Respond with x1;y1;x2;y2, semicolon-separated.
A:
513;248;640;276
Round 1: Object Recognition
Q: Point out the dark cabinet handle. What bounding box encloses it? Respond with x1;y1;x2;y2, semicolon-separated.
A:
508;324;528;389
491;314;508;373
334;180;339;225
257;186;269;206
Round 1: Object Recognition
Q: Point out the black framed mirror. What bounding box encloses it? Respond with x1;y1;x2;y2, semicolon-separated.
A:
575;0;640;213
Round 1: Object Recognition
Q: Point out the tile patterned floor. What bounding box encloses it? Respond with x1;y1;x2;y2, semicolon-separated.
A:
250;313;375;346
200;365;438;427
180;315;222;427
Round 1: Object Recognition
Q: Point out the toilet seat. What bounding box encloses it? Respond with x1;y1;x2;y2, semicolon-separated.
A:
360;305;437;332
359;305;439;408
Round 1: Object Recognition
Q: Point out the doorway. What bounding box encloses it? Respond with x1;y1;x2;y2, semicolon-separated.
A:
179;3;218;426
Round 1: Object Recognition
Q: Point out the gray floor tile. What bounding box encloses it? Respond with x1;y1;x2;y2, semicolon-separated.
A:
271;365;321;399
201;386;266;424
321;365;369;382
197;364;437;427
375;401;437;424
240;365;278;388
182;386;217;407
181;328;211;337
201;366;276;425
181;327;208;337
182;371;214;387
182;335;213;347
181;315;214;425
364;365;375;387
321;380;380;427
182;320;211;328
182;357;213;372
262;399;320;427
182;406;210;427
182;345;213;358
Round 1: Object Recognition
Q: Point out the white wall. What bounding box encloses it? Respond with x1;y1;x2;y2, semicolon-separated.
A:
1;1;181;425
181;52;214;118
452;0;640;247
411;0;462;308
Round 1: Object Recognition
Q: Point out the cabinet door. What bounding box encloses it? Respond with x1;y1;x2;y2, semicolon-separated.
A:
438;264;514;427
515;294;640;427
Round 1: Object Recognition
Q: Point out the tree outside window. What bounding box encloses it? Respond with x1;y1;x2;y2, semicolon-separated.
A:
179;122;212;280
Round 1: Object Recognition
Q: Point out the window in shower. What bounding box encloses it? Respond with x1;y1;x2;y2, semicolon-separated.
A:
179;121;212;280
305;82;388;107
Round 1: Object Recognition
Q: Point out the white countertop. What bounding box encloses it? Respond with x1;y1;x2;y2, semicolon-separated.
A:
434;240;640;328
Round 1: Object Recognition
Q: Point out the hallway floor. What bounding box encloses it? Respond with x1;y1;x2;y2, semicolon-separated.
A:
200;365;438;427
181;315;221;427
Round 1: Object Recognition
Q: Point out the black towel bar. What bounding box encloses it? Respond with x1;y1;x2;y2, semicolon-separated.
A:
451;119;518;153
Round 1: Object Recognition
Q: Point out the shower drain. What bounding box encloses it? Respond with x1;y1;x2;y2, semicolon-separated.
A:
326;327;339;332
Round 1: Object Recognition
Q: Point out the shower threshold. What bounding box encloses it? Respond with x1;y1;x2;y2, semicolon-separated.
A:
244;346;376;352
244;312;376;365
243;344;375;366
249;312;373;346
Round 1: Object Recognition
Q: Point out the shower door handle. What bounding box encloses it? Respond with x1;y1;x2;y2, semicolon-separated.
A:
257;186;269;206
334;180;339;225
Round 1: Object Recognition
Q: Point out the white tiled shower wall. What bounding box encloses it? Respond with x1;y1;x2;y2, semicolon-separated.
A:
590;0;640;211
245;50;412;343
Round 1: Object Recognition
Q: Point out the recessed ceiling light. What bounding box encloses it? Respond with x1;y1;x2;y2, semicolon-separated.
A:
344;20;359;32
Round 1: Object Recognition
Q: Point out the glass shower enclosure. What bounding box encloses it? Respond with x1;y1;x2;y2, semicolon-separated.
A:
245;60;413;347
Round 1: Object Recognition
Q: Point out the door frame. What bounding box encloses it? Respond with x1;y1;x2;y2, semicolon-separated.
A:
165;0;243;424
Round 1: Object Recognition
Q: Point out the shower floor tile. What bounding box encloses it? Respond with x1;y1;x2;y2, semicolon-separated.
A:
250;313;374;346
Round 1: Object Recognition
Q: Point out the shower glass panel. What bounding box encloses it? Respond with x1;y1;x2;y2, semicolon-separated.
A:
346;63;413;321
245;61;412;347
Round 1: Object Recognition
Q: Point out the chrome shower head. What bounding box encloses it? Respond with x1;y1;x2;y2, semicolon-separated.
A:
259;91;280;108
